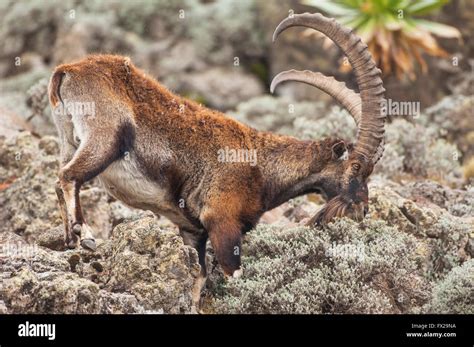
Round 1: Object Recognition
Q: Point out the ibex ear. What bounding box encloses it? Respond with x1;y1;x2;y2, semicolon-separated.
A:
331;140;347;160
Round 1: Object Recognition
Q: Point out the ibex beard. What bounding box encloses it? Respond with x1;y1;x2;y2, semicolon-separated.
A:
48;13;385;310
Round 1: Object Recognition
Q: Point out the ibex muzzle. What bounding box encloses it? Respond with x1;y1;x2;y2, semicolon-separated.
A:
49;13;385;309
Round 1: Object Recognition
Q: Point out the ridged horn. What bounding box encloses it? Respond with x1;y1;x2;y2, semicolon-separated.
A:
272;13;386;164
270;69;385;164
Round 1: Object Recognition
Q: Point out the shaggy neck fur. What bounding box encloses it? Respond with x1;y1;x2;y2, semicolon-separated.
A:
256;133;334;210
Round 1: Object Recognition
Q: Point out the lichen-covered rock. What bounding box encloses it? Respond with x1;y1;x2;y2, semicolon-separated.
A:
35;225;66;251
0;215;200;314
369;185;435;236
395;180;474;218
0;132;63;242
0;231;78;313
2;265;144;314
0;300;8;314
103;214;200;313
4;269;102;314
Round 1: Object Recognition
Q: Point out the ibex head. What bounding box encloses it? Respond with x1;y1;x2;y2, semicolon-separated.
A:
271;13;386;225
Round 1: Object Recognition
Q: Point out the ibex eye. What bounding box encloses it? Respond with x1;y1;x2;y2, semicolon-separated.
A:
352;163;361;172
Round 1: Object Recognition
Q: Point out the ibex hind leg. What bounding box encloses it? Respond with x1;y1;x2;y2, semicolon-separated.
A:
58;169;97;251
55;180;77;248
52;111;79;248
57;119;133;251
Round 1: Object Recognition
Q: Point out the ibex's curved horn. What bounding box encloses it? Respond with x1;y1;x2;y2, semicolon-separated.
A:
272;13;386;164
270;70;385;164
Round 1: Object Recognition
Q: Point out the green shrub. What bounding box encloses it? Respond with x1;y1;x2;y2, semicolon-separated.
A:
293;106;356;141
376;119;462;184
427;216;472;278
214;218;430;314
427;260;474;314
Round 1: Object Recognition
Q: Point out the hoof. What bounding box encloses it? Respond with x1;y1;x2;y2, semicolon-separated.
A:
232;268;243;279
66;234;79;249
66;240;79;249
72;223;82;236
81;238;97;251
223;268;243;280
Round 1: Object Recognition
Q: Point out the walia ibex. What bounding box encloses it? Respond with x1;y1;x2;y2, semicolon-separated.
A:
49;13;385;307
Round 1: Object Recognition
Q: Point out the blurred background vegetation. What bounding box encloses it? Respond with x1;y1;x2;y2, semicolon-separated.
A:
0;0;471;104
